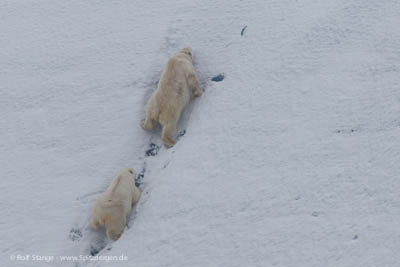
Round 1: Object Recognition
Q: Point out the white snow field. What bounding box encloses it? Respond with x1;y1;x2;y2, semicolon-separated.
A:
1;0;400;266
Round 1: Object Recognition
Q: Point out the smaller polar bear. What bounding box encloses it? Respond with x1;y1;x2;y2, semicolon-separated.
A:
141;47;202;147
90;168;141;241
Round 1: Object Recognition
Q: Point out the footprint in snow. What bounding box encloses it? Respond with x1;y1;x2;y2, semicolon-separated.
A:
135;165;146;188
176;129;186;140
145;143;160;157
69;228;83;242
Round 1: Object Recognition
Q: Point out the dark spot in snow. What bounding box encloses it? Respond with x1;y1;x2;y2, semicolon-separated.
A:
211;74;224;82
241;25;247;36
163;160;172;169
311;211;320;217
177;129;186;139
87;235;107;257
107;248;111;251
353;234;358;240
335;128;357;134
135;166;145;188
145;143;160;157
69;228;82;242
90;246;100;256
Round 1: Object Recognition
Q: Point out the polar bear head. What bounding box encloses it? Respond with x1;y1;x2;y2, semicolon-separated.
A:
122;168;136;179
180;47;193;60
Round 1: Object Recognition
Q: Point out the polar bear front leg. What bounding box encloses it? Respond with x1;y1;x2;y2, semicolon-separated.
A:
187;72;202;98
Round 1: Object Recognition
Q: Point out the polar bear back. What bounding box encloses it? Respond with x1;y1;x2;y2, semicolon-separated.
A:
98;168;139;215
152;53;194;117
105;172;134;202
91;169;141;240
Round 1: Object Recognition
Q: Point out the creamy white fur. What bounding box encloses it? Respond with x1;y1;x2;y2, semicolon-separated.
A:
141;48;202;147
90;168;141;240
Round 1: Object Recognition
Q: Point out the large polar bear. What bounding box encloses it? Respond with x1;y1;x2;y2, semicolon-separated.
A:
141;47;202;147
90;168;141;240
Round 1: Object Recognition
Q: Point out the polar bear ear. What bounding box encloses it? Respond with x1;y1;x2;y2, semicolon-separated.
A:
181;47;192;57
127;168;136;177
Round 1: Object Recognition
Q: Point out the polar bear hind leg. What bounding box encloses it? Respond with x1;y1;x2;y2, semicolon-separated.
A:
141;98;158;131
106;228;123;241
90;206;103;230
161;119;177;148
90;215;101;230
105;215;126;241
187;72;202;97
141;117;156;131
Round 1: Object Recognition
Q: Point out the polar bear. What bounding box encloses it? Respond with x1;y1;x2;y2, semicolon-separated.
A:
90;168;141;241
141;47;202;147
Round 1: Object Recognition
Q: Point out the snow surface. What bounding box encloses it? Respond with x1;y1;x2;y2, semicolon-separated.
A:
1;0;400;266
